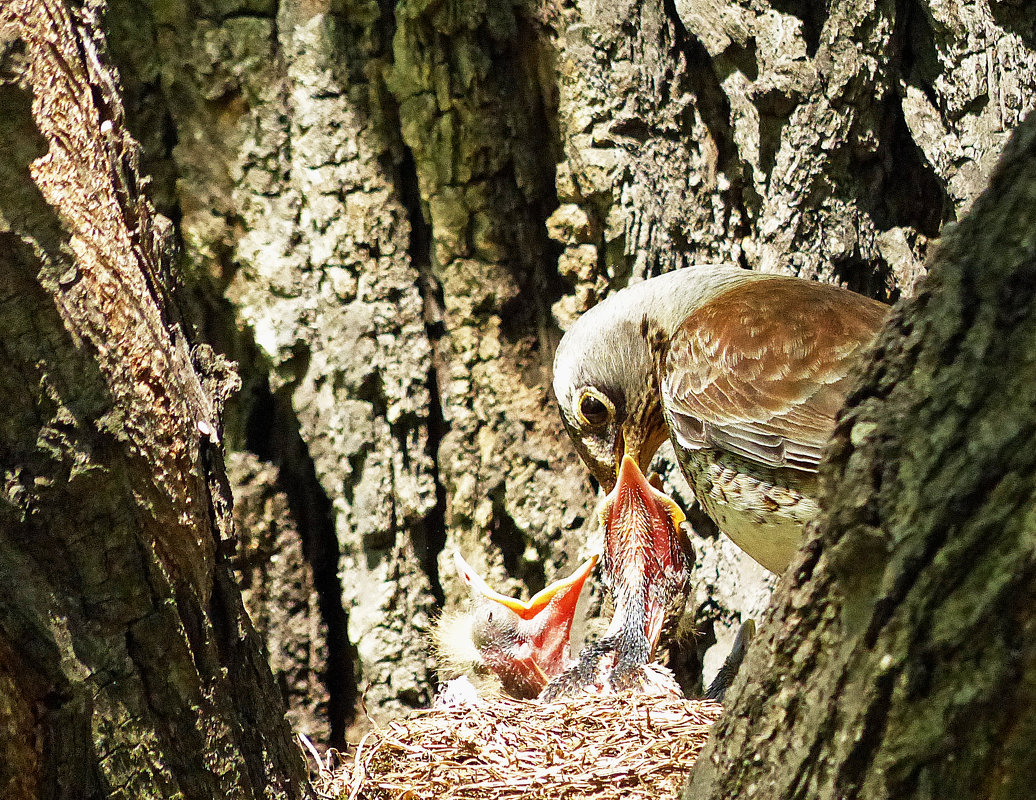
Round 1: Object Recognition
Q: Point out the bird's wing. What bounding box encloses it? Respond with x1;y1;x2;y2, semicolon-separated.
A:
661;277;889;472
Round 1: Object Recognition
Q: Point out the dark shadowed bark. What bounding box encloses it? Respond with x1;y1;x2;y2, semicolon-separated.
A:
0;2;306;797
687;110;1036;800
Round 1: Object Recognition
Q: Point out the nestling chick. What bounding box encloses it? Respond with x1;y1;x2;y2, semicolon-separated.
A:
434;552;598;700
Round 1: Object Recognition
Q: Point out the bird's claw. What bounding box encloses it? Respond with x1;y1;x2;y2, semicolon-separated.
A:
539;640;609;701
705;618;756;701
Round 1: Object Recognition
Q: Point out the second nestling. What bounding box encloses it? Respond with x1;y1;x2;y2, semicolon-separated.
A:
434;552;598;701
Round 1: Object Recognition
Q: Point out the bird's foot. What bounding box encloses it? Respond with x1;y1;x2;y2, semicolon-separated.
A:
705;618;755;702
539;639;610;701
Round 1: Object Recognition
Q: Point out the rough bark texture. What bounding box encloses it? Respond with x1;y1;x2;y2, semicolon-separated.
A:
105;0;444;740
91;0;1036;743
686;105;1036;800
102;0;601;743
0;1;307;797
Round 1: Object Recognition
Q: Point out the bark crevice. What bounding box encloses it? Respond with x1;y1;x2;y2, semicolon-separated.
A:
244;375;357;745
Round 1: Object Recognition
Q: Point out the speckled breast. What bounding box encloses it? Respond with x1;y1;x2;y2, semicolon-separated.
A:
676;449;819;574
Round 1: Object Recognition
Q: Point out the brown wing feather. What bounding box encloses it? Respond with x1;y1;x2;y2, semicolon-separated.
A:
662;278;889;472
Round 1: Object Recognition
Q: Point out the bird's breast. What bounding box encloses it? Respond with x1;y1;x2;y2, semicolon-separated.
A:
679;449;818;574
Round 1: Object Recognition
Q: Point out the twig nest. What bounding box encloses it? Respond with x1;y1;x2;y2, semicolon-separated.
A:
313;691;722;799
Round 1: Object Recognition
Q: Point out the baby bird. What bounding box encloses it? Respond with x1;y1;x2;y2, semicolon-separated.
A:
434;552;598;700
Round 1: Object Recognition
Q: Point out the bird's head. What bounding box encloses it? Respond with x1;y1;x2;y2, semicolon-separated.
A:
434;552;598;699
553;266;749;490
553;314;653;492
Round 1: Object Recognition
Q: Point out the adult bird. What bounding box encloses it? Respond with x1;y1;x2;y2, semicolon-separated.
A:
549;265;889;689
434;552;598;700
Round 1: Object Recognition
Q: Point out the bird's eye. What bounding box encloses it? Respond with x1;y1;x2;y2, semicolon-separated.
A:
578;391;611;426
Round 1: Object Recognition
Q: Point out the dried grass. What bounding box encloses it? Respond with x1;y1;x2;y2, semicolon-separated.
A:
311;693;722;800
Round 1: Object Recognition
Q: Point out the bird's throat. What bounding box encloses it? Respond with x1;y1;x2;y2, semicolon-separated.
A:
599;455;690;651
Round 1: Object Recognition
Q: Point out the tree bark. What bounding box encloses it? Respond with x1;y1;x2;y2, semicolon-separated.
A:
0;2;306;797
102;0;602;740
686;109;1036;800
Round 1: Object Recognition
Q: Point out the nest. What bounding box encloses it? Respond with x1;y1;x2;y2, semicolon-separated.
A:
311;692;723;800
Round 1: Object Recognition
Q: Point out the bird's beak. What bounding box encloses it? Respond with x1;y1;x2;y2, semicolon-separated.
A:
599;452;689;651
452;553;599;695
454;552;598;622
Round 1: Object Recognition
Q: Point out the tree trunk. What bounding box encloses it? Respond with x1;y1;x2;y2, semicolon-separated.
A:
686;106;1036;800
102;0;606;742
0;2;306;797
